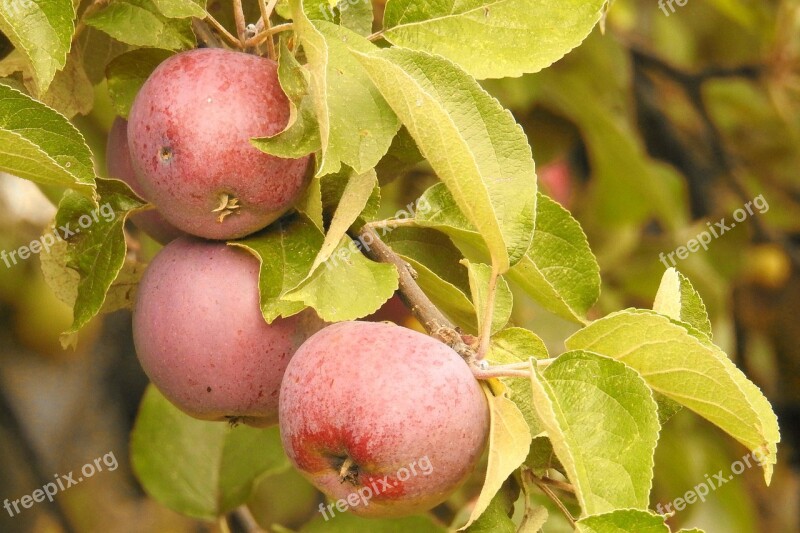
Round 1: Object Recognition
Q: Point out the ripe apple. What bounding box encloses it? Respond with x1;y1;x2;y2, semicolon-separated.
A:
127;48;312;240
133;237;323;426
106;117;184;244
279;321;489;518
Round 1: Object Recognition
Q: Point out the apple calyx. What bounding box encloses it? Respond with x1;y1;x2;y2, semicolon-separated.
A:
213;192;241;222
335;456;359;485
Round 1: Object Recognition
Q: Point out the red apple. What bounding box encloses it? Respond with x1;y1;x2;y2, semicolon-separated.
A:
127;48;311;240
106;117;184;244
133;237;323;426
279;321;489;518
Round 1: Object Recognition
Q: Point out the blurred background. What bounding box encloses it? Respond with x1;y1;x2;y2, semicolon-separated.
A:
1;0;799;531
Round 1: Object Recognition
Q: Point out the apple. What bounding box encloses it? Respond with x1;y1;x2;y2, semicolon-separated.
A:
133;237;323;426
279;321;489;518
127;48;312;240
106;117;184;244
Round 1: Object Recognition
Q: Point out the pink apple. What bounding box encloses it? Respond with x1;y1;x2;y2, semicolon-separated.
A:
279;321;489;518
127;48;312;240
133;237;323;426
106;117;185;244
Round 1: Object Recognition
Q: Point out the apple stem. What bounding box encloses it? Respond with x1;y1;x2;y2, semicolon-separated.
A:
354;226;478;363
338;457;359;485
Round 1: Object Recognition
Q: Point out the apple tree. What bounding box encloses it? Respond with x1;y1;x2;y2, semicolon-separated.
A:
0;0;782;531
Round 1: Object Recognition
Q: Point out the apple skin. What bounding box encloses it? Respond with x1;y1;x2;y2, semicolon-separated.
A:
107;117;185;244
133;237;323;426
127;48;311;240
279;321;489;518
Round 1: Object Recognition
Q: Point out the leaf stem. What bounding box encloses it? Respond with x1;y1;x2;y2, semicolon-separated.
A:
367;30;384;42
525;470;576;528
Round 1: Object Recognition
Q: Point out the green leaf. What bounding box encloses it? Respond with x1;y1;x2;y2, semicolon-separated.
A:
416;186;599;322
290;2;400;175
151;0;206;18
251;39;321;158
486;327;549;436
106;48;174;118
464;480;517;533
338;0;373;36
518;504;548;533
462;384;531;529
356;49;537;273
375;126;423;184
283;235;398;321
231;215;324;323
466;262;512;335
382;0;607;79
75;26;133;85
507;193;600;323
85;0;195;50
529;351;660;515
37;48;95;118
0;84;97;197
653;268;713;340
54;178;146;336
321;168;381;225
300;512;446;532
40;225;145;338
566;310;780;484
381;226;476;332
576;509;669;533
296;174;324;229
131;385;289;520
311;168;377;271
0;0;74;92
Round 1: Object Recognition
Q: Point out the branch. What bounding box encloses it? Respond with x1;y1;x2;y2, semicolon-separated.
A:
204;15;243;49
354;226;478;362
232;0;247;44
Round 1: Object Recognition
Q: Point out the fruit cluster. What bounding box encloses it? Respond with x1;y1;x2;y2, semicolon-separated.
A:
110;48;490;518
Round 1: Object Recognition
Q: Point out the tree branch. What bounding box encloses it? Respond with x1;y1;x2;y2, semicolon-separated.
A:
354;226;477;362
